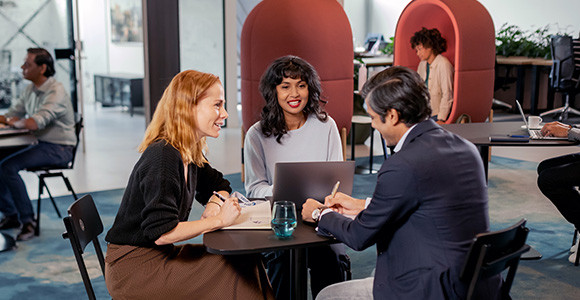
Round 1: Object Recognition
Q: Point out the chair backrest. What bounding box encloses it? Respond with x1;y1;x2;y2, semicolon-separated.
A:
550;35;577;90
240;0;353;134
68;114;84;169
62;194;105;300
460;219;530;300
393;0;495;123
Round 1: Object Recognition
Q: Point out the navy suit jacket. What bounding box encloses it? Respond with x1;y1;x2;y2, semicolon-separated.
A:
319;120;502;299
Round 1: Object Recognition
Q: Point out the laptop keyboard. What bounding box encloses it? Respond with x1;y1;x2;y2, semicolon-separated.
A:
529;129;545;139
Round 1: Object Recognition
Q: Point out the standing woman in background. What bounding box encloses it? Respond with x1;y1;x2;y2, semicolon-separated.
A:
244;55;347;299
411;27;454;124
105;70;274;300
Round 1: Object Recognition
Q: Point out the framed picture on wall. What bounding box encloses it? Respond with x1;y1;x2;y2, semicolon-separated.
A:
110;0;143;43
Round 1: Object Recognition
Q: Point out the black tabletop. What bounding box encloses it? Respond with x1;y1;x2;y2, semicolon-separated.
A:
442;122;578;147
203;216;337;255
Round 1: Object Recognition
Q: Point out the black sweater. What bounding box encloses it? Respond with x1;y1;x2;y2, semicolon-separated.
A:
105;140;231;247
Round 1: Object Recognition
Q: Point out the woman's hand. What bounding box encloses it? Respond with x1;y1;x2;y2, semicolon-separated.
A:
216;198;241;227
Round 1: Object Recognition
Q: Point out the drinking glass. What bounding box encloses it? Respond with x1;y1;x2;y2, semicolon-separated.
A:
271;201;297;238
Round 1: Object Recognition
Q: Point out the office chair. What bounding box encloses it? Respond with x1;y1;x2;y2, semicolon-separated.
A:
62;194;106;300
541;36;580;120
393;0;495;123
460;219;530;300
28;115;83;235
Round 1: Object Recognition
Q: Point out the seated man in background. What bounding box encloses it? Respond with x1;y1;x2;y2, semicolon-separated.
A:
538;121;580;263
0;48;76;241
302;66;501;299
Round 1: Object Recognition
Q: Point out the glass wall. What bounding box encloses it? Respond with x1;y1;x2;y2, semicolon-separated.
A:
0;0;71;108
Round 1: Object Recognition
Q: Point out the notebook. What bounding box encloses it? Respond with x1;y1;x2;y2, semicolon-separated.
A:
515;100;567;140
272;161;355;208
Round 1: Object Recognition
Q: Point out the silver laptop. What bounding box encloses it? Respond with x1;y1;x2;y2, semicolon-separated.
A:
272;161;355;208
515;100;567;140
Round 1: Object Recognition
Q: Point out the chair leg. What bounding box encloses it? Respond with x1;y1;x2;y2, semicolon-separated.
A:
35;178;45;236
574;229;580;266
62;175;78;200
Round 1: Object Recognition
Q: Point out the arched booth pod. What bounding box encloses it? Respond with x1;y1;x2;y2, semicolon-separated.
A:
394;0;496;123
240;0;353;162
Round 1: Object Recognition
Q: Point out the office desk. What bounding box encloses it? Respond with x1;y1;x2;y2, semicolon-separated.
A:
0;133;37;149
0;132;37;252
204;217;337;300
442;122;577;178
496;56;552;115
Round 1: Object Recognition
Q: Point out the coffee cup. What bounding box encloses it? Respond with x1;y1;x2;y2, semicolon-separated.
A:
528;116;542;128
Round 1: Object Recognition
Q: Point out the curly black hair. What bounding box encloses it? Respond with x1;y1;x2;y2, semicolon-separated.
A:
258;55;328;143
410;27;447;56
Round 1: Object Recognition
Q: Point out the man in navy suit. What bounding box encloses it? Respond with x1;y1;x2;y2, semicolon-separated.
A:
302;66;502;299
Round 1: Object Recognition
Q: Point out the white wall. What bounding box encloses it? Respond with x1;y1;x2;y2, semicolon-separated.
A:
179;0;225;80
78;0;109;103
479;0;579;35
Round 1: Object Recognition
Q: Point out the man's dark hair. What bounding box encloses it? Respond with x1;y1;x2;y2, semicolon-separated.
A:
258;55;327;143
410;27;447;56
27;48;55;77
362;66;431;126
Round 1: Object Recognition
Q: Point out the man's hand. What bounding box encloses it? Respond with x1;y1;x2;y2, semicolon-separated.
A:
301;198;323;223
324;192;365;215
541;121;571;137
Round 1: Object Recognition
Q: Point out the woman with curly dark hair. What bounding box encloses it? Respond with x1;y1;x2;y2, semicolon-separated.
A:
243;55;345;299
411;27;454;124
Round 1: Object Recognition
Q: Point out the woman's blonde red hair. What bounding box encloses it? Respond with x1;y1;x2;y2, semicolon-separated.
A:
139;70;221;166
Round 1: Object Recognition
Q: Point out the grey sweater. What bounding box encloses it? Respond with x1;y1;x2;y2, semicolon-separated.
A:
244;114;343;198
6;77;76;146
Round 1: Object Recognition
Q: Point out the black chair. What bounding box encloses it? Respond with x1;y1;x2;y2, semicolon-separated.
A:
460;219;531;300
28;115;83;236
541;36;580;120
62;194;106;300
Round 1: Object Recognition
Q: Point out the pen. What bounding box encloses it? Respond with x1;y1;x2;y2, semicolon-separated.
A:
212;191;228;202
508;135;529;138
330;181;340;198
214;191;251;204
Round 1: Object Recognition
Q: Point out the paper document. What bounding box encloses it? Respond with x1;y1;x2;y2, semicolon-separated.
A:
223;200;272;230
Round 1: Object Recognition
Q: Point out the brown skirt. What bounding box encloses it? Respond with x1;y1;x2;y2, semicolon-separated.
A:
105;243;274;300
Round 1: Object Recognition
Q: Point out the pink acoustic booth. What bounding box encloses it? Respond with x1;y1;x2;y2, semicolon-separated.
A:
240;0;353;159
394;0;496;123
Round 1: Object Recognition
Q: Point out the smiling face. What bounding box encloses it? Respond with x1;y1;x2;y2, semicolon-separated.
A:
366;99;402;147
194;83;228;139
276;77;309;121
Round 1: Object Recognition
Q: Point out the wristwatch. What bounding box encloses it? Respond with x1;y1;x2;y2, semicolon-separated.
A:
311;205;329;222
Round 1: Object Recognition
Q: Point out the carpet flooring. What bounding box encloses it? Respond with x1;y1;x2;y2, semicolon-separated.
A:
0;156;579;299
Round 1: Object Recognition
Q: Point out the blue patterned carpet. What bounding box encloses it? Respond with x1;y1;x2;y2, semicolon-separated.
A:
0;156;579;299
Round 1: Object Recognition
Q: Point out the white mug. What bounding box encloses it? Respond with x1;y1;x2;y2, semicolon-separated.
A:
528;116;542;128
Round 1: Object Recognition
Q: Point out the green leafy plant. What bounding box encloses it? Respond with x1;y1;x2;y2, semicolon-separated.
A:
496;23;550;59
495;23;574;59
380;36;394;56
